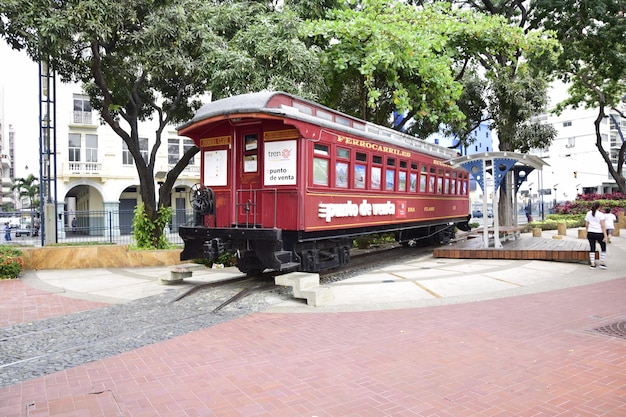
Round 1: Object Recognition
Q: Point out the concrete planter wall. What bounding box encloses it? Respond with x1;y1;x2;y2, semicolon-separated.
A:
20;245;184;270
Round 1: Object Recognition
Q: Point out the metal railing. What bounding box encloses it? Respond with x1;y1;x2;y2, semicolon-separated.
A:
1;209;195;247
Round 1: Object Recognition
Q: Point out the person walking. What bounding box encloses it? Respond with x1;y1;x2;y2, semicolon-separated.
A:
604;208;617;243
585;201;607;269
4;222;11;242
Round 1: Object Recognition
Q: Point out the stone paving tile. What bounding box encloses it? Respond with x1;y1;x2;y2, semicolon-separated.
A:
0;279;108;326
1;277;625;416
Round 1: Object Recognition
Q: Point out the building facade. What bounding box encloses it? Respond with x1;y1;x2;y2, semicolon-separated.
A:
57;86;200;238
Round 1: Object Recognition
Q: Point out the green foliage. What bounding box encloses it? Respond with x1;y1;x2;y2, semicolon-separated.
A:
132;203;172;250
529;214;585;231
353;233;395;249
0;246;23;279
305;0;560;138
0;0;326;246
11;174;39;210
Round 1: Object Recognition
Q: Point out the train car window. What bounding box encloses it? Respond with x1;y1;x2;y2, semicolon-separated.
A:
313;158;329;185
399;160;407;169
313;143;330;186
444;170;451;194
429;176;436;193
243;133;258;173
437;177;444;194
451;179;457;195
356;152;367;162
411;162;418;170
335;147;350;188
337;148;350;159
354;164;366;189
399;171;407;191
385;169;395;191
420;166;428;192
371;155;382;190
353;122;366;131
317;110;333;121
314;143;329;155
293;102;313;115
244;133;258;151
336;116;351;126
335;162;349;188
409;172;417;192
386;158;396;167
371;166;382;189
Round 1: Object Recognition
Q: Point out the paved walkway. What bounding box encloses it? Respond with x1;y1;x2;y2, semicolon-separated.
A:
1;229;625;416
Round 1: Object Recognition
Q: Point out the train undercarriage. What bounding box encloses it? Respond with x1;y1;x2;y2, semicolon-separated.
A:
179;219;465;274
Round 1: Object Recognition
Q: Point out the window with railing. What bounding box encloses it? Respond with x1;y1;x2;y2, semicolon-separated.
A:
67;133;100;172
168;138;196;166
73;94;92;124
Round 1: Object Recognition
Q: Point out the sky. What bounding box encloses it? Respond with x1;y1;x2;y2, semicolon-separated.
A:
0;41;43;179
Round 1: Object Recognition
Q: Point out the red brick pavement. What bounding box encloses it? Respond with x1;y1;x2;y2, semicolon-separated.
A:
1;278;625;416
0;279;108;327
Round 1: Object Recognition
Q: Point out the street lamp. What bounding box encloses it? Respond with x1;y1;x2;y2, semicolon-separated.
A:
527;182;534;222
553;183;559;212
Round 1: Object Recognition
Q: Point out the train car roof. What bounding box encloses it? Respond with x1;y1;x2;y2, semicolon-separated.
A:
179;91;458;160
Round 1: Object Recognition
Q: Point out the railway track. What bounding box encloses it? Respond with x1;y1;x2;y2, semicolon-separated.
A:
0;243;432;387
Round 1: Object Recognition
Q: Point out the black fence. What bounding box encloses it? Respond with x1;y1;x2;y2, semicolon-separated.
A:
1;209;196;246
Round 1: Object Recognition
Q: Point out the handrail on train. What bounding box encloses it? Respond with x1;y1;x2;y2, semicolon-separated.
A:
235;188;278;229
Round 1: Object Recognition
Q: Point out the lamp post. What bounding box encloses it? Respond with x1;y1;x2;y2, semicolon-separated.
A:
553;183;559;213
527;182;534;222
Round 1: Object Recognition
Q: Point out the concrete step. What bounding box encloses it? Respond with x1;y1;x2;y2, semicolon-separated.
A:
275;272;333;306
159;263;206;285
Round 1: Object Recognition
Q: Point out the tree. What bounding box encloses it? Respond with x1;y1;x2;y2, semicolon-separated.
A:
11;174;39;211
304;0;559;142
533;0;626;194
0;0;325;247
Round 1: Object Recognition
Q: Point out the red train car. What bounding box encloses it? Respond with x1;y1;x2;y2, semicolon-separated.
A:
178;92;470;273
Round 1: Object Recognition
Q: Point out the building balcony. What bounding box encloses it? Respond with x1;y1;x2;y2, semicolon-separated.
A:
71;111;94;125
168;164;200;177
63;161;102;175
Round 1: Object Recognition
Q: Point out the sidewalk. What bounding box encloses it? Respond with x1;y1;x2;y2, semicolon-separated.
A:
1;228;625;416
19;227;626;312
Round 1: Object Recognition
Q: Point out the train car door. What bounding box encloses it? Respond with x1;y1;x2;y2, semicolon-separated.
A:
235;128;263;226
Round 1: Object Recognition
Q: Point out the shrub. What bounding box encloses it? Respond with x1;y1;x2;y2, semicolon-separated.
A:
529;214;585;230
353;233;395;249
555;193;626;216
132;203;173;249
0;246;24;279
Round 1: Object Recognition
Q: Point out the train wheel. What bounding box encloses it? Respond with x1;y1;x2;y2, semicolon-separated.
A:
237;251;266;275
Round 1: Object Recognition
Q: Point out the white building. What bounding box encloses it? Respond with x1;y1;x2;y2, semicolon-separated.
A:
1;63;201;239
53;85;200;238
523;81;620;214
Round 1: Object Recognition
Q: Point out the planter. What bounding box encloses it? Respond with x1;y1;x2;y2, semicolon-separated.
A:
21;245;184;270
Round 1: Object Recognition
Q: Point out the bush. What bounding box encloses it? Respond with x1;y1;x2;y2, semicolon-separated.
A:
353;233;395;249
132;203;173;249
0;246;24;279
529;214;585;230
555;193;626;216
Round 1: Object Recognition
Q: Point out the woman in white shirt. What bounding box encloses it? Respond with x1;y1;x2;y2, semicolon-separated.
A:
585;201;608;268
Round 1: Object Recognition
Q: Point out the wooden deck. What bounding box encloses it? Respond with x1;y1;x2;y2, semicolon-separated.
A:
434;234;596;263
